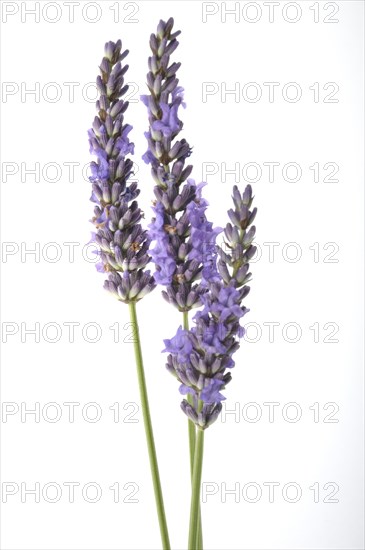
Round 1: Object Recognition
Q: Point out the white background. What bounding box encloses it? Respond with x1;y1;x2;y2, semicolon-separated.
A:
0;1;364;549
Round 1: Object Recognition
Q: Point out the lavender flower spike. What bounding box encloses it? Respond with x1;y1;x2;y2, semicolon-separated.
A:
88;39;155;303
165;185;257;429
88;41;170;549
142;18;220;312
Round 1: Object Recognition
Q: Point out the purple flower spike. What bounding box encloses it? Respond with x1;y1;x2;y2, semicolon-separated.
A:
164;185;257;429
142;18;220;312
217;184;257;289
88;39;156;303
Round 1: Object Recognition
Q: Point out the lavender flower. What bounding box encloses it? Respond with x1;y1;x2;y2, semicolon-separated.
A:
88;41;171;548
88;39;155;303
217;184;257;288
142;18;220;312
164;185;257;429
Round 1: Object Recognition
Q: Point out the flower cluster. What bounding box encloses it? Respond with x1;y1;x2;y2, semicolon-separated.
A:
164;185;257;429
87;27;258;549
88;39;155;303
142;17;219;311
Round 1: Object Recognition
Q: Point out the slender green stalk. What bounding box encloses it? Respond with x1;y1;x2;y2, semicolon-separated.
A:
188;428;205;549
183;312;203;550
129;301;171;550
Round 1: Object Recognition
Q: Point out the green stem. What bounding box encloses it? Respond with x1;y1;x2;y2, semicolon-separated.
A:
188;428;205;550
187;395;197;474
183;312;203;550
128;301;171;550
